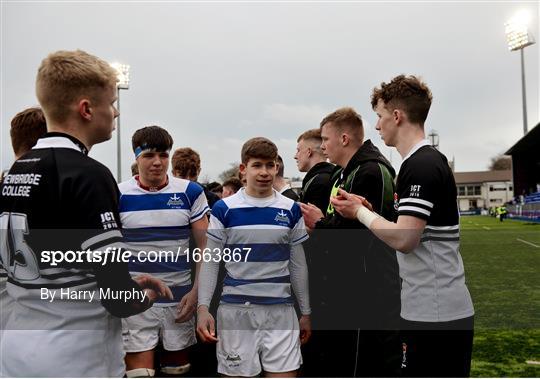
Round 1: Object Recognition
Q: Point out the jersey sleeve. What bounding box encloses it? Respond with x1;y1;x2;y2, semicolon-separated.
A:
397;161;438;221
70;166;124;248
186;182;210;222
207;200;227;243
290;202;308;245
69;165;144;317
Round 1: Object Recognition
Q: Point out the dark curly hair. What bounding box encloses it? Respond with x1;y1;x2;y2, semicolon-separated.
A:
371;75;433;125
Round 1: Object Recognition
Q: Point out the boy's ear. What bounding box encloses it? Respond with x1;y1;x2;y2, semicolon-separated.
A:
393;109;405;125
341;133;349;147
239;163;247;175
79;98;92;121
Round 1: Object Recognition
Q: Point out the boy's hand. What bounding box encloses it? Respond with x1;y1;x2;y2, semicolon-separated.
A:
196;305;218;343
299;315;312;345
134;274;174;303
175;289;197;323
300;203;324;229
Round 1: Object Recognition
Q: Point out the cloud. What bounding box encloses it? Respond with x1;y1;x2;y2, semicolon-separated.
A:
262;103;329;127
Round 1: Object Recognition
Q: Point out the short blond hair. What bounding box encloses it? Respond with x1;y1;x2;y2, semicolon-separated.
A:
320;107;364;143
36;50;118;123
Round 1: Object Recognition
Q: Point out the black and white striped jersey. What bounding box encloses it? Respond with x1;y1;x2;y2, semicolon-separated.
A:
0;133;141;376
396;140;474;322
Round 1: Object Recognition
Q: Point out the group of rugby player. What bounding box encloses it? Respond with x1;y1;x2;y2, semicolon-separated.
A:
0;49;474;378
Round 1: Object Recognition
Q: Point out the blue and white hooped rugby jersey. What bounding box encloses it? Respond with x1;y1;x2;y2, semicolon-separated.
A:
118;176;209;306
208;188;308;305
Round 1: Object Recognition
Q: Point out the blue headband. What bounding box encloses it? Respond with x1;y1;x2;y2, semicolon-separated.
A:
134;144;170;158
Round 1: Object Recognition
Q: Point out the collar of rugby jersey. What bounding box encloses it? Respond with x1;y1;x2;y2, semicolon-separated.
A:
401;139;432;163
32;132;89;155
135;174;169;192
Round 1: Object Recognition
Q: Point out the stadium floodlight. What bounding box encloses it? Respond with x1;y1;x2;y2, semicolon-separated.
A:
110;62;130;90
109;62;130;182
428;130;439;150
505;10;536;135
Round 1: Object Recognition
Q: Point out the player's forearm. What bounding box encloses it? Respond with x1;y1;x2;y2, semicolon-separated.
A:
191;219;208;292
191;261;201;292
368;215;421;253
197;238;221;308
289;244;311;315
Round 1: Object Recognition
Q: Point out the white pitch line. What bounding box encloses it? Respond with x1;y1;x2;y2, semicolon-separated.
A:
482;226;491;230
526;360;540;365
517;238;540;248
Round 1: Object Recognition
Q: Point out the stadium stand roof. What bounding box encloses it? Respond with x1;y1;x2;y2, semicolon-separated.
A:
506;122;540;155
505;122;540;196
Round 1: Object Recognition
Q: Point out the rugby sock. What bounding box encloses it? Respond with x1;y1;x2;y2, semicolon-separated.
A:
125;368;155;377
160;363;191;375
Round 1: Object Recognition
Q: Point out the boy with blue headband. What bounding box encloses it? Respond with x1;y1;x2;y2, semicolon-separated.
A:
118;125;209;377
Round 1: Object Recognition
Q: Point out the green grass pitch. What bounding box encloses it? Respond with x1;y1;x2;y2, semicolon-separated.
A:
460;216;540;377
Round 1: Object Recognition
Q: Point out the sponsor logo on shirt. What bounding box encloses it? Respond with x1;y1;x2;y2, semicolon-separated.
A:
274;210;290;225
167;193;184;208
100;211;118;229
409;184;422;198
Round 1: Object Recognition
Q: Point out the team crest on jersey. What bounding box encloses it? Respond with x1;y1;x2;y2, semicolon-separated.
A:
394;193;399;211
274;210;290;225
167;193;184;208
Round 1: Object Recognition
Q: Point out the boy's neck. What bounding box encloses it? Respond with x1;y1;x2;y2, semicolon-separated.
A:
137;175;168;191
47;123;92;151
245;186;274;199
396;124;426;159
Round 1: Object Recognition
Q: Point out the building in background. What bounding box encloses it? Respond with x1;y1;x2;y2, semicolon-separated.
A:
454;170;513;212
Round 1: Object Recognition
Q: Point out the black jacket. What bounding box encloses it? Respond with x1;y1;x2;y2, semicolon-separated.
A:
308;140;401;330
299;161;334;213
281;187;299;201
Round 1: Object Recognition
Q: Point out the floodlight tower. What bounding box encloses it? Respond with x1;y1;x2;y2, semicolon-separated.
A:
505;10;536;135
110;62;130;182
428;130;439;150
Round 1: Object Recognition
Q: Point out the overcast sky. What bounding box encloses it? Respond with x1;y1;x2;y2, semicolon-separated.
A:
2;1;539;182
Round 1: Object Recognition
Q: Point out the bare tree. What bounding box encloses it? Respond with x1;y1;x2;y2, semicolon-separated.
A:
489;155;512;171
219;162;240;182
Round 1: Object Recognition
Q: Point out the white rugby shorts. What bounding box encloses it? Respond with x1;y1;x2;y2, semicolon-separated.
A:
122;306;196;352
216;303;302;376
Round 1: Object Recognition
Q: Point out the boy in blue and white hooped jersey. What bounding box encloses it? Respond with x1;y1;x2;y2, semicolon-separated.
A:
118;126;209;377
197;137;311;377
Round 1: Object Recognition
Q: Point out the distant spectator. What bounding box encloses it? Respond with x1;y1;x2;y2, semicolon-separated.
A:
171;147;220;208
222;177;243;198
206;181;223;198
273;154;299;201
